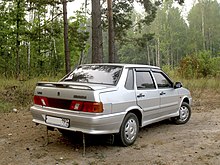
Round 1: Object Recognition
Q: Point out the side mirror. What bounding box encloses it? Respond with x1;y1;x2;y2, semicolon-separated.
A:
174;82;182;89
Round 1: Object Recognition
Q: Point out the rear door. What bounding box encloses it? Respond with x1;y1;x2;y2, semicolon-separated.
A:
135;69;160;123
152;71;179;116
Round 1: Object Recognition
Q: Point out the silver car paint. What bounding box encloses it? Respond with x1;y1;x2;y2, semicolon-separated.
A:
30;64;192;134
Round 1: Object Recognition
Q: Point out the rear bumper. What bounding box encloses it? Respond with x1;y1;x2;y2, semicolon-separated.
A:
30;105;125;134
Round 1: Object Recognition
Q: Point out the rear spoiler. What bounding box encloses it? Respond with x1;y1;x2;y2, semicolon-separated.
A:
36;82;94;90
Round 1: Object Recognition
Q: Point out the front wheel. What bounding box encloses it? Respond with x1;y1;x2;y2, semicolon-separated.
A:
118;113;139;146
172;102;191;125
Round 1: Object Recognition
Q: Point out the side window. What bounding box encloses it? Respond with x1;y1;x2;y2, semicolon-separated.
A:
153;72;173;88
125;69;134;90
136;71;155;90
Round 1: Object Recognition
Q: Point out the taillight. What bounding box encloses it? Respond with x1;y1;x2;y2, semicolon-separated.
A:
83;102;103;113
34;95;49;106
69;101;103;113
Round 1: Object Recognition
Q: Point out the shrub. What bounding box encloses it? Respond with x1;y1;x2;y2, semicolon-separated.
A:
178;51;219;79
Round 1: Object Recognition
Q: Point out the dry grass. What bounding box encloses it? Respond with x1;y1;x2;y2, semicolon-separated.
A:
182;78;220;92
0;77;59;113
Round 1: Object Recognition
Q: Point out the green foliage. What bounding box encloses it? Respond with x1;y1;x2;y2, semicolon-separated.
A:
136;33;155;47
101;0;160;43
0;0;220;79
179;55;199;78
69;10;90;65
118;0;220;69
188;0;220;55
101;0;134;41
161;65;176;78
0;0;28;77
118;1;189;66
211;57;220;77
0;0;91;78
112;0;134;40
0;100;13;113
178;51;219;78
137;0;160;26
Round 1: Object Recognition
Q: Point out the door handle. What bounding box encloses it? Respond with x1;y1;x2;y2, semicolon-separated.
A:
137;93;145;98
160;91;166;95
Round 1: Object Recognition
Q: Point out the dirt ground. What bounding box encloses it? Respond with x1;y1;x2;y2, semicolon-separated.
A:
0;89;220;165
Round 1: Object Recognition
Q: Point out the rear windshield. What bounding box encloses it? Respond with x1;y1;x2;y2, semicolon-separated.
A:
61;65;123;85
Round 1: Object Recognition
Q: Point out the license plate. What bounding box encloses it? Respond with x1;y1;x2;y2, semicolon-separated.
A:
45;116;70;128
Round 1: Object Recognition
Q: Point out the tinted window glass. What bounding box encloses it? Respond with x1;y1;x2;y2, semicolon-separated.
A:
153;72;173;88
125;69;134;90
62;65;123;85
136;71;155;90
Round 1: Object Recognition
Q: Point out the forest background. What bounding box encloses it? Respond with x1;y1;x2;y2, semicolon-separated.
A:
0;0;219;112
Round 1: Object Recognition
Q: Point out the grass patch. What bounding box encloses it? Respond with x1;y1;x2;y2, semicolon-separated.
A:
0;100;13;113
163;66;220;91
0;77;59;113
182;78;220;91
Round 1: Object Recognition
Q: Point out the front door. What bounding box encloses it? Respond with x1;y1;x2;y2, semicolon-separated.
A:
152;71;179;116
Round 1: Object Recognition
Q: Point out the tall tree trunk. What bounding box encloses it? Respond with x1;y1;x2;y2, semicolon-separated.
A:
107;0;115;63
208;27;212;54
78;0;88;65
78;51;84;65
16;0;21;78
201;2;206;50
167;48;170;66
176;49;179;66
27;42;30;77
62;0;71;73
92;0;103;63
38;12;41;66
171;51;174;69
152;47;155;66
147;45;150;65
156;38;160;67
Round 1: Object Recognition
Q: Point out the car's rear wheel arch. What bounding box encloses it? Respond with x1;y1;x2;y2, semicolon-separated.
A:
127;109;142;127
182;97;189;104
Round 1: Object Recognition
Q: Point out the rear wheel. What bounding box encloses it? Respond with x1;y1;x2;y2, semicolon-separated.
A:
118;113;139;146
172;102;191;124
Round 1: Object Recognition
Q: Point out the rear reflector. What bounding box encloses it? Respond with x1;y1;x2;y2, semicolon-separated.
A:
33;95;103;113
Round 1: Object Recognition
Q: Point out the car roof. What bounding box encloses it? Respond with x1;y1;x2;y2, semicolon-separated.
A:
81;63;161;70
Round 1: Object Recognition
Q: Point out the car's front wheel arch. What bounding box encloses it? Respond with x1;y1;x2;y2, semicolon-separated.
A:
172;102;191;125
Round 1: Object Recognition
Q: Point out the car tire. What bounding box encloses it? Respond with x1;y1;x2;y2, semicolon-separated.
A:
118;113;139;146
172;102;191;125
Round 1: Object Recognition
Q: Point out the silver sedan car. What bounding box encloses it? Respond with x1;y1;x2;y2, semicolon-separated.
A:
30;64;192;146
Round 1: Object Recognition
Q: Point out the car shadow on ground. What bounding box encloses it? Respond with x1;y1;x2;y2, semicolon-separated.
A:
51;119;173;147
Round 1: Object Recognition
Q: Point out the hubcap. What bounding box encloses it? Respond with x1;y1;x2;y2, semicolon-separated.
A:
124;118;137;142
179;106;189;121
